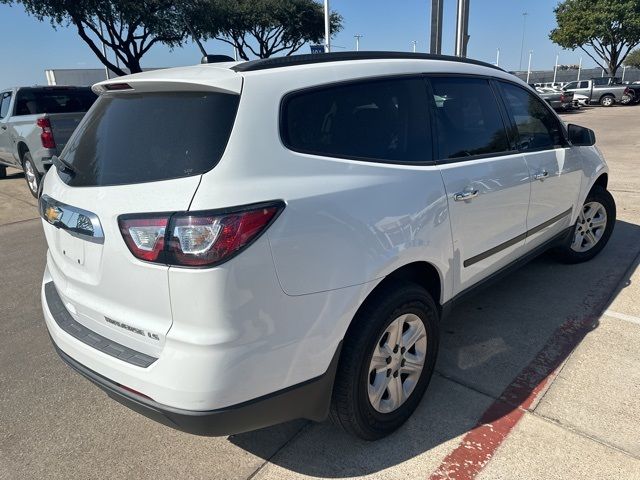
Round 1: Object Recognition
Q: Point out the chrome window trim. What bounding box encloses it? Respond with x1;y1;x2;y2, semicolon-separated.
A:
39;194;105;244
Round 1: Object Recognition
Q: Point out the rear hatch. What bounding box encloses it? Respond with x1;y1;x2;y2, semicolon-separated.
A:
41;67;242;358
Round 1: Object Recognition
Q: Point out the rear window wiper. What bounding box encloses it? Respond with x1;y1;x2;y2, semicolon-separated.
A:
52;156;76;176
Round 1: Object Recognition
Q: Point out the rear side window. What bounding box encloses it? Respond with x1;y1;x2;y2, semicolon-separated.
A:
61;92;239;187
14;88;97;116
429;77;510;160
0;92;12;118
499;82;563;151
281;77;432;163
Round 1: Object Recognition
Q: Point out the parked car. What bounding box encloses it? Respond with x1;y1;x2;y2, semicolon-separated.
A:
39;52;616;440
562;79;629;107
535;87;575;111
621;84;640;105
0;86;97;196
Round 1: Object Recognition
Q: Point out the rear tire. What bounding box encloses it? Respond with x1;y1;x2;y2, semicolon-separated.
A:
551;186;616;264
330;281;439;440
599;94;615;107
22;152;41;198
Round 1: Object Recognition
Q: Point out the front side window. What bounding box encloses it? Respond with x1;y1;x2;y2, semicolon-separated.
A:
429;77;510;160
500;82;563;151
564;82;578;90
0;92;12;119
281;77;432;163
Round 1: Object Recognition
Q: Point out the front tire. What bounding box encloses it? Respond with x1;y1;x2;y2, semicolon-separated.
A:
22;152;41;198
330;281;439;440
552;186;616;264
0;165;6;178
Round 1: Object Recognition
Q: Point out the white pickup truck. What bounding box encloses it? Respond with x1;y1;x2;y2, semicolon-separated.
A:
0;86;96;196
562;79;630;107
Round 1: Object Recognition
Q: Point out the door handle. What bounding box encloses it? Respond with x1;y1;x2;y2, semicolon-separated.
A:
453;189;479;202
533;170;549;181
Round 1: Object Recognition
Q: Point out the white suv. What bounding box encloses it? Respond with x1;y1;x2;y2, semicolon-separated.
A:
40;52;615;440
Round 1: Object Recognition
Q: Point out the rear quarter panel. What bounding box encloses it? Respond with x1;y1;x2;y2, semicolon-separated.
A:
9;114;54;169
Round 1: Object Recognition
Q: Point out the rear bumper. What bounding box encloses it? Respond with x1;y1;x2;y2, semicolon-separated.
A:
52;338;341;436
42;266;343;435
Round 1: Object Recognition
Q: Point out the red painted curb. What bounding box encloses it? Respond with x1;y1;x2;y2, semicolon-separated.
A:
428;314;599;480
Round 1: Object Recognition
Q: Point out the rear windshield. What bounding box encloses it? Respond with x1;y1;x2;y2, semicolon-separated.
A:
60;91;240;187
14;88;96;116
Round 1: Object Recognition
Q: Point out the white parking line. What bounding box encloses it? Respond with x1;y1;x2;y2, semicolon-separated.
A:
603;310;640;326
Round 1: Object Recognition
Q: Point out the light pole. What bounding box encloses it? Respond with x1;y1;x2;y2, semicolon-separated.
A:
454;0;470;57
519;12;528;71
526;50;533;83
324;0;331;53
577;56;582;81
354;34;363;52
412;40;417;53
553;52;559;84
496;48;500;67
430;0;444;54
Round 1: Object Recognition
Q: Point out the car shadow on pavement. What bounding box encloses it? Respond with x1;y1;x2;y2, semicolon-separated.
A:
0;170;25;180
229;219;640;478
560;108;587;115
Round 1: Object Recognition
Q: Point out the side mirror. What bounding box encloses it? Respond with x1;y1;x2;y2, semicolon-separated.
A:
567;124;596;146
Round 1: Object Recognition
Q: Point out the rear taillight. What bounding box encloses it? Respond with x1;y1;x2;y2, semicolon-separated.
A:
36;117;56;149
560;94;566;102
119;216;168;262
118;202;284;267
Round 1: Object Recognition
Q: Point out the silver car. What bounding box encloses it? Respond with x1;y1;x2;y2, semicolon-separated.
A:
0;86;96;196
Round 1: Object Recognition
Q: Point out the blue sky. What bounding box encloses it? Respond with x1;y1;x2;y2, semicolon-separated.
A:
0;0;595;90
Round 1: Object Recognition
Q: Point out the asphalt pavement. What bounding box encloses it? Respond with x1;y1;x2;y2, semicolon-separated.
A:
1;105;639;479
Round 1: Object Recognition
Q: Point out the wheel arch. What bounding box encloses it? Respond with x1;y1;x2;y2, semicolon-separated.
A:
344;261;443;341
591;172;608;192
17;141;29;164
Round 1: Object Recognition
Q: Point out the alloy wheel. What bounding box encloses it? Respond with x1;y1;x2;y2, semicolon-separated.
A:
571;201;607;253
367;313;427;414
24;160;38;194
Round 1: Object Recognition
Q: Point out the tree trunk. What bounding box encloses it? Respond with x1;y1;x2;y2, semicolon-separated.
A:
127;58;143;74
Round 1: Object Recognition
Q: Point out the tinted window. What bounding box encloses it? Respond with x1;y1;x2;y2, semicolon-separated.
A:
0;92;11;119
578;81;589;88
430;77;510;160
61;92;239;187
564;82;578;90
282;77;431;163
14;88;96;116
500;82;563;151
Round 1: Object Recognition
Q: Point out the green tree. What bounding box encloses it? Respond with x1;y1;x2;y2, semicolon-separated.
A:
624;48;640;68
550;0;640;76
2;0;199;75
193;0;343;61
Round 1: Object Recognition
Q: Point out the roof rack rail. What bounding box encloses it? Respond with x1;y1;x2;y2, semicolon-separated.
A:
231;51;503;73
